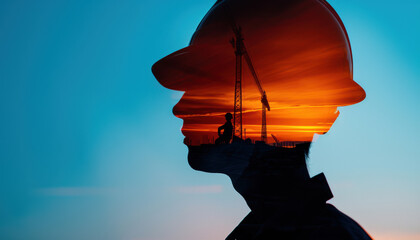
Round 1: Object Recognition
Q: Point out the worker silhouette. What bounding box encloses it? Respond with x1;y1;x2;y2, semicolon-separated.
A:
152;0;372;239
215;113;233;144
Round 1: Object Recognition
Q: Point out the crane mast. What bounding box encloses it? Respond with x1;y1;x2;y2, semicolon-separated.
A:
231;27;244;139
231;25;270;142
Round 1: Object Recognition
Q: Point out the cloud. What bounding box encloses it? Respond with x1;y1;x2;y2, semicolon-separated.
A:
34;187;114;196
173;185;223;194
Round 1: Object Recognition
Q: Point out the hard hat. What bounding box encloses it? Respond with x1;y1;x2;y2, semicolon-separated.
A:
152;0;365;144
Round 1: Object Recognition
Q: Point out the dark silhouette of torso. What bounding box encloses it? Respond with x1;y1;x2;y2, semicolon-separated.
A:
220;121;233;137
187;142;372;240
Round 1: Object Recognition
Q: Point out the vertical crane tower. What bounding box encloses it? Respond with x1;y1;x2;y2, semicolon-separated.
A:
230;26;271;142
231;27;243;139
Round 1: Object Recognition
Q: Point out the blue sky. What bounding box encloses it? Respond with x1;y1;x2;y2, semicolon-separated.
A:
0;0;419;239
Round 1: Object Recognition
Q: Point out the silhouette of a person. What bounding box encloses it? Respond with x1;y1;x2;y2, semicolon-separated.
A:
152;0;372;239
215;113;233;144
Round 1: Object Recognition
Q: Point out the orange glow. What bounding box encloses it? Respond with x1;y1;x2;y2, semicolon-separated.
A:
153;0;365;145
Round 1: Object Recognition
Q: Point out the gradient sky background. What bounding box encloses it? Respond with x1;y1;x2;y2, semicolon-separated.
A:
0;0;419;240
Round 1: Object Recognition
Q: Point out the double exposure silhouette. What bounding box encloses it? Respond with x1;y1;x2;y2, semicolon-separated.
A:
152;0;372;239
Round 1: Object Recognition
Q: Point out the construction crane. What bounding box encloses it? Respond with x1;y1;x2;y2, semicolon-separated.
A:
230;25;271;142
271;134;280;147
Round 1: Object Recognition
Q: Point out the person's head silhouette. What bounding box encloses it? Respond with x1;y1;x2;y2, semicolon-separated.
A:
225;112;232;121
153;0;365;151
